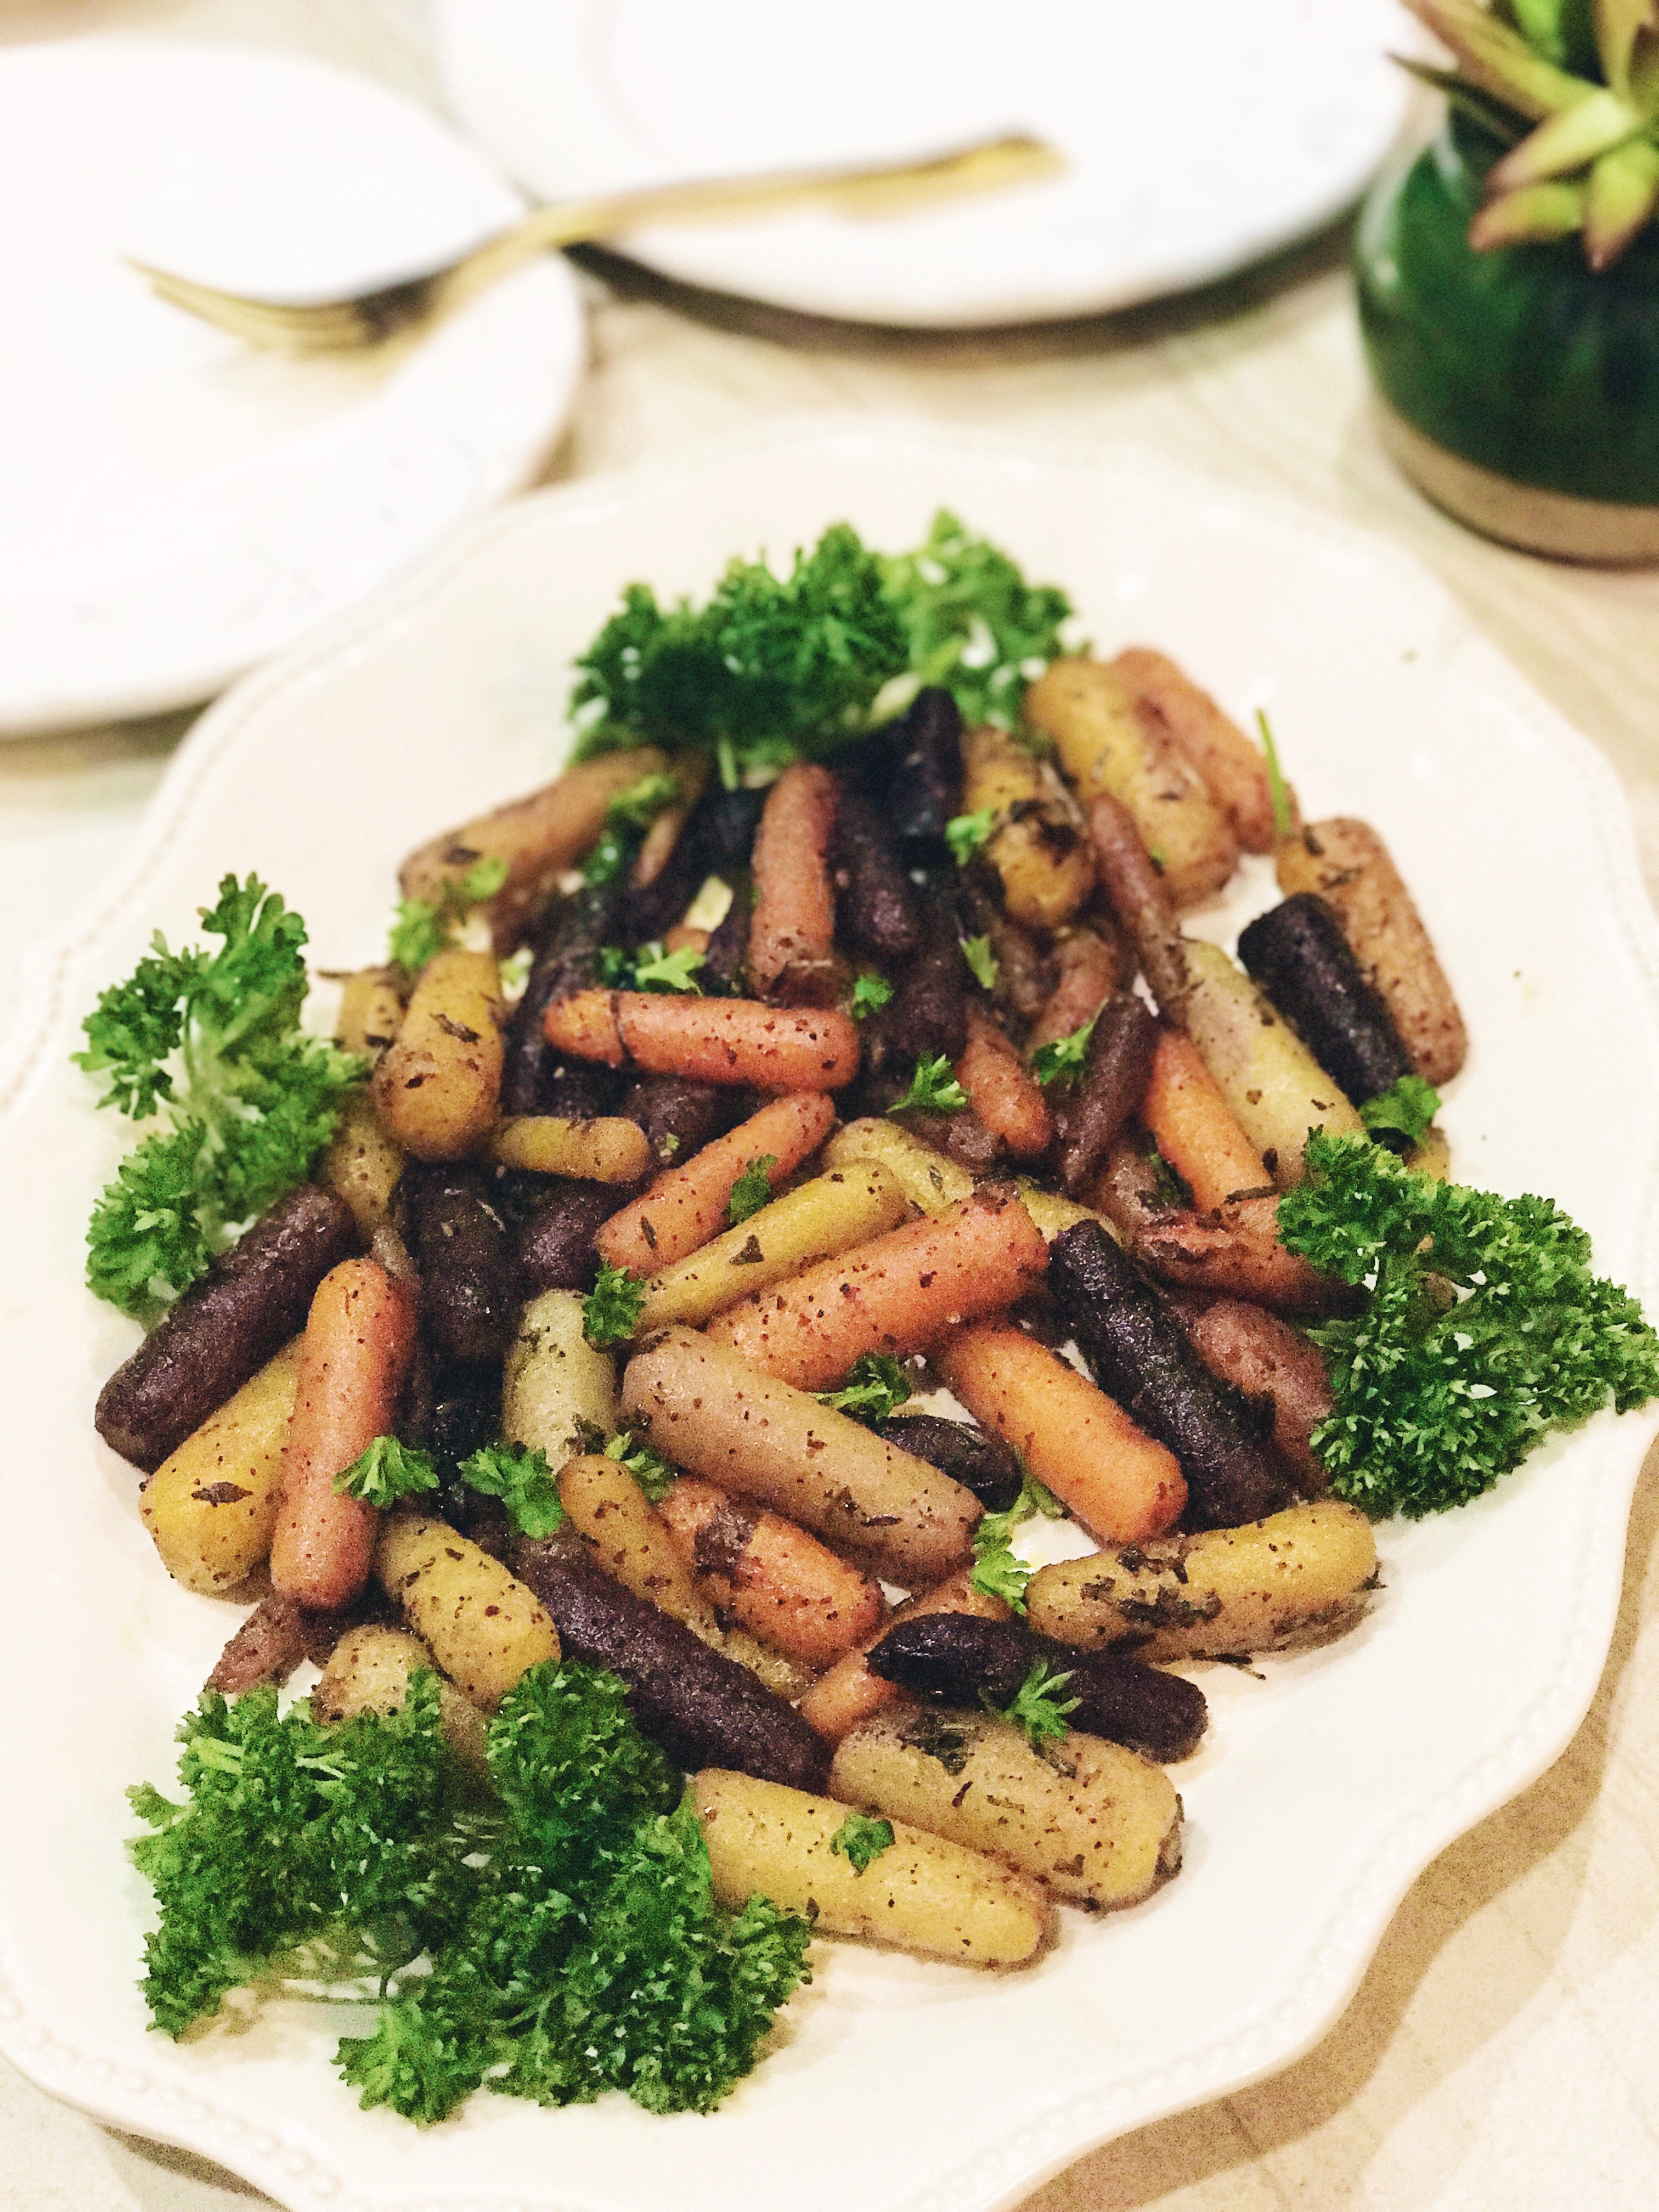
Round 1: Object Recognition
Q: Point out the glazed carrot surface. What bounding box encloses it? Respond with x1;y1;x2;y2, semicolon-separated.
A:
269;1258;418;1611
1140;1029;1271;1211
956;1007;1054;1160
544;990;859;1090
657;1478;885;1671
747;761;840;997
934;1324;1186;1546
706;1184;1049;1391
596;1091;837;1278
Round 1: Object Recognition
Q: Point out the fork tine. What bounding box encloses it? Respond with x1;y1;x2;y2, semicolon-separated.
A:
129;261;387;352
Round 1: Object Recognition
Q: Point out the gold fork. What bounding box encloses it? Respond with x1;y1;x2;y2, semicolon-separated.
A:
129;133;1063;353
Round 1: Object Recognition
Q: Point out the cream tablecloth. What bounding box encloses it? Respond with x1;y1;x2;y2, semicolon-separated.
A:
4;4;1659;2208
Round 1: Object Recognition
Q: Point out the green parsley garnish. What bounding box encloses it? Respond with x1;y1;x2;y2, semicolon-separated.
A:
819;1354;913;1424
459;1442;565;1539
1147;1136;1195;1212
727;1154;778;1226
581;829;630;886
129;1663;811;2120
76;875;363;1318
387;857;509;977
1255;708;1295;842
631;943;705;994
609;770;684;832
1277;1130;1659;1518
387;898;448;976
1030;1017;1096;1089
332;1437;441;1511
970;1473;1066;1612
597;941;706;995
887;1054;969;1116
960;934;1000;990
881;509;1075;731
582;1262;648;1349
828;1812;896;1875
570;514;1070;782
1359;1073;1441;1150
990;1657;1078;1748
581;772;687;885
944;807;998;866
603;1430;680;1503
850;971;895;1019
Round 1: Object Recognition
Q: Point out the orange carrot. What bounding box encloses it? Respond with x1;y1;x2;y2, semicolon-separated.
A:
706;1183;1048;1391
956;1007;1053;1159
1132;1194;1357;1317
545;990;859;1091
1112;647;1286;853
934;1324;1185;1545
541;989;626;1067
1139;1029;1271;1211
658;1479;885;1670
595;1091;836;1277
797;1566;1010;1741
747;762;840;998
269;1259;418;1611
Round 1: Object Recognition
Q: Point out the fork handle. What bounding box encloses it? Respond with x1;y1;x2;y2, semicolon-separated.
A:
454;135;1056;287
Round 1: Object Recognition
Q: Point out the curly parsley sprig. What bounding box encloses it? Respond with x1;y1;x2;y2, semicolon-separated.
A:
459;1442;566;1539
969;1473;1066;1611
582;1263;648;1350
77;876;363;1318
1278;1131;1659;1517
887;1054;968;1116
990;1658;1078;1748
334;1438;441;1511
570;513;1073;782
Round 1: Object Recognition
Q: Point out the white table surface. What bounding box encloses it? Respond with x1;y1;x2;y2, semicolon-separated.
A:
4;4;1659;2209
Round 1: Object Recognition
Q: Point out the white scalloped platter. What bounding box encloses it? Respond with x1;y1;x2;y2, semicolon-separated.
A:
0;38;583;736
3;420;1657;2212
433;0;1409;326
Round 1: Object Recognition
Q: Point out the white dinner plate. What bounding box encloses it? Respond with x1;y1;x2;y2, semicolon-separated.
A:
433;0;1410;326
0;38;584;736
2;419;1657;2212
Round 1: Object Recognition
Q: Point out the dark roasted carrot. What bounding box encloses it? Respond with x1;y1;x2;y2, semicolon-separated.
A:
796;1567;1010;1741
1172;1294;1335;1489
1132;1194;1359;1316
1085;791;1192;1024
1026;926;1125;1052
269;1259;418;1611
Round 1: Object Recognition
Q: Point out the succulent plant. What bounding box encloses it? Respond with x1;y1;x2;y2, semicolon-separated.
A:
1402;1;1659;264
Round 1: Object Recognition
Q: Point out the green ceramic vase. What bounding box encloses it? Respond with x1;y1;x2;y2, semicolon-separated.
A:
1354;112;1659;562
